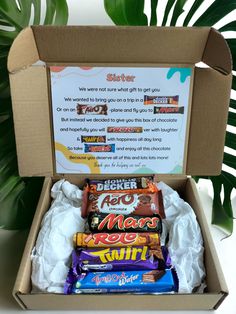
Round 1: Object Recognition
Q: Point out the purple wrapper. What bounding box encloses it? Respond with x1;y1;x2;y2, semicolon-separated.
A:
72;246;164;272
64;246;175;295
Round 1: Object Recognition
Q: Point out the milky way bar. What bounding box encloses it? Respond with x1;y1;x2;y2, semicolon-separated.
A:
77;104;107;115
107;126;143;133
71;246;164;272
73;232;160;248
64;269;176;294
84;144;115;153
88;212;162;233
87;176;156;193
144;95;179;105
154;106;184;114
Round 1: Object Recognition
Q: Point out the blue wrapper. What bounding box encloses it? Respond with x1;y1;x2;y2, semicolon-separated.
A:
65;269;176;294
84;144;115;153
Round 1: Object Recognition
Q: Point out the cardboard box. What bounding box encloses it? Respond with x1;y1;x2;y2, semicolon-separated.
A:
8;26;232;310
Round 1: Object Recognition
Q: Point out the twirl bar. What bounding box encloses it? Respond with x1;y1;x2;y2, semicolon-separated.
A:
71;246;164;271
73;232;160;248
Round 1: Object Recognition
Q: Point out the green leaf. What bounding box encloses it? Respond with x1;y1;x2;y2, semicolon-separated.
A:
150;0;158;26
193;1;236;27
225;131;236;150
227;111;236;127
170;0;188;26
221;171;235;219
162;0;175;26
219;20;236;32
0;98;12;116
230;98;236;110
0;176;44;229
183;0;205;26
0;0;69;46
0;0;68;230
211;176;233;235
104;0;148;26
226;39;236;72
232;76;236;91
224;152;236;170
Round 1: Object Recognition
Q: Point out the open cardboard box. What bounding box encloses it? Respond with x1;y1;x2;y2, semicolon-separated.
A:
8;26;232;310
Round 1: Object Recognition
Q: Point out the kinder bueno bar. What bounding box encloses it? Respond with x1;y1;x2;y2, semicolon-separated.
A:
154;106;184;114
71;246;164;272
64;269;176;294
144;95;179;105
73;232;160;248
86;176;157;193
107;126;143;133
88;212;162;233
77;104;108;115
84;144;115;153
83;191;165;218
81;135;106;143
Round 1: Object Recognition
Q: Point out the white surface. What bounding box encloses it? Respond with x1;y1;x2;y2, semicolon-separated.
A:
0;0;235;312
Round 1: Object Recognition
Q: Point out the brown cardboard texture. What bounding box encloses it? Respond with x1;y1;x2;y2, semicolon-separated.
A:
8;26;231;310
8;26;232;177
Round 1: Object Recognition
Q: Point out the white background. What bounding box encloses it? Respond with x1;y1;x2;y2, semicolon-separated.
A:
0;0;235;313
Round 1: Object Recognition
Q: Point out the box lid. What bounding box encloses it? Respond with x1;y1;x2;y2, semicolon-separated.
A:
8;26;232;177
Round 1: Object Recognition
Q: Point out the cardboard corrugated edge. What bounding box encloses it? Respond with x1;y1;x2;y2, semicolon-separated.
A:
12;177;52;309
186;178;229;309
8;27;39;73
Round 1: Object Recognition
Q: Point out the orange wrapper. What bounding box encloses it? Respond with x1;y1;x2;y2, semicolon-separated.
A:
73;232;160;248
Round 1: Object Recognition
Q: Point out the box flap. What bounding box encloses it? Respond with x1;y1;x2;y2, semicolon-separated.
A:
8;26;232;177
8;27;39;73
203;28;232;75
8;26;231;73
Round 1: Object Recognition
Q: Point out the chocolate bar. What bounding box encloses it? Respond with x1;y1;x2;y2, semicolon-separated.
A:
73;232;160;248
144;95;179;105
107;126;143;133
86;177;156;193
83;190;165;218
88;212;162;233
77;104;108;115
64;269;176;294
142;270;166;282
84;144;115;153
71;246;164;272
154;106;184;114
81;135;106;143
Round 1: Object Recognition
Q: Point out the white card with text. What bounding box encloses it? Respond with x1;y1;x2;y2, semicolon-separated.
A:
50;66;192;174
